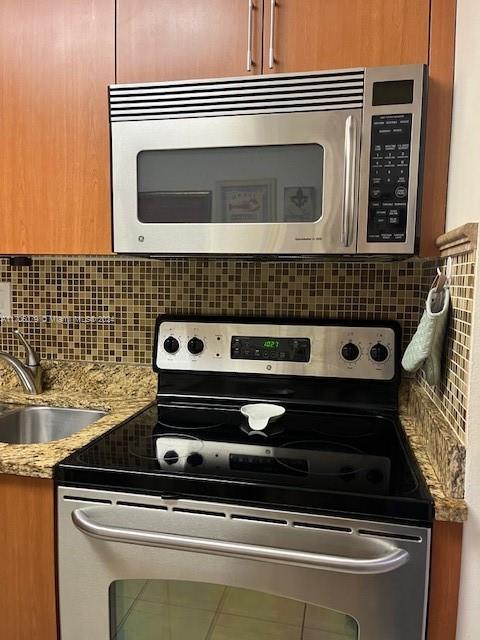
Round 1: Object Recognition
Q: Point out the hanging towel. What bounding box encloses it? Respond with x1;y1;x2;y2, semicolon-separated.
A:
401;286;450;386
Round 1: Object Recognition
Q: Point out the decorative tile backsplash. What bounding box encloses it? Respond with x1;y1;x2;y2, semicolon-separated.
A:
0;256;423;364
415;251;476;443
0;251;474;446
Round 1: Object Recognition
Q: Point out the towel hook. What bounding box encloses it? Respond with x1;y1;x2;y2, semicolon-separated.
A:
434;256;452;293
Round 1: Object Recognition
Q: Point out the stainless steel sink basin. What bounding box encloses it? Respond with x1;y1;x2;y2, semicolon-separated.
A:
0;406;106;444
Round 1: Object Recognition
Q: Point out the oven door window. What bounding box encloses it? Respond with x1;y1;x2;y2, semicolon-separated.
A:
137;145;324;224
110;580;358;639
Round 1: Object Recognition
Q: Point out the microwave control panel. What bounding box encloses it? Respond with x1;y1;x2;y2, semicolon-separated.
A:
367;114;412;243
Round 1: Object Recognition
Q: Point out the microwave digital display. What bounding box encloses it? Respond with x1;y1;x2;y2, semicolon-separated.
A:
372;79;414;106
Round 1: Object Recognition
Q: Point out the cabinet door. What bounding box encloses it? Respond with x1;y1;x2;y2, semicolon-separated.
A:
0;476;56;640
0;0;114;254
117;0;264;83
263;0;430;73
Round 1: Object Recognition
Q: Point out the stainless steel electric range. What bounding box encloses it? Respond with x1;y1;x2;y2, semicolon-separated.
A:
56;317;433;640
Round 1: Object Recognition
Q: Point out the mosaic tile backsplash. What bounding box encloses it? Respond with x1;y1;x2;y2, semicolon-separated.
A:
0;252;474;445
415;251;475;444
0;257;424;363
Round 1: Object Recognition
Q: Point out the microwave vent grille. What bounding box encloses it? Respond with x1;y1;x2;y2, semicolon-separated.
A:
109;70;365;121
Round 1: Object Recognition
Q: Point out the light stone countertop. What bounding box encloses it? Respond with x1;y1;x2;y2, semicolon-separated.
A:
0;360;467;522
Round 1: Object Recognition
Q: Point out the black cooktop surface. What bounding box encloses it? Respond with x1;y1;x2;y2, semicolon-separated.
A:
56;401;434;526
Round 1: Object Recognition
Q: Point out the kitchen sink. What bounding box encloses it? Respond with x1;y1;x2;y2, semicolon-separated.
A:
0;406;106;444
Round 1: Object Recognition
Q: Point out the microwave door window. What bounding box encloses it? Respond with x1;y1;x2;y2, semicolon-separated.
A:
136;145;324;224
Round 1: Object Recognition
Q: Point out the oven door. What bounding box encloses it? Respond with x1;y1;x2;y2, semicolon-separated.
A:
111;110;361;255
58;488;430;640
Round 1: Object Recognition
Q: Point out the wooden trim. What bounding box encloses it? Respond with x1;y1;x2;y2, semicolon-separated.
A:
427;520;463;640
419;0;457;256
436;222;478;257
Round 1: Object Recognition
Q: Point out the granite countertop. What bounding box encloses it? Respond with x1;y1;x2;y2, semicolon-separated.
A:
0;360;467;523
0;360;156;478
399;380;468;524
400;413;468;523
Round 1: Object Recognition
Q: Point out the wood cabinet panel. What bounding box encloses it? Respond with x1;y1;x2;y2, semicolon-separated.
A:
0;475;57;640
427;520;463;640
0;0;114;255
263;0;430;73
117;0;264;83
420;0;457;256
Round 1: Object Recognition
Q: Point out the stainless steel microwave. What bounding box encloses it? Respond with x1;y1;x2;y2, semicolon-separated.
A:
109;64;427;256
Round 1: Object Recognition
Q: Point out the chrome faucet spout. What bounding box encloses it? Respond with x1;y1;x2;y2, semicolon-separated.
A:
0;330;43;394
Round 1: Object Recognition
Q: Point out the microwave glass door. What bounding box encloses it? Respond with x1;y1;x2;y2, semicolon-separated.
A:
110;579;358;639
112;110;361;255
137;145;324;225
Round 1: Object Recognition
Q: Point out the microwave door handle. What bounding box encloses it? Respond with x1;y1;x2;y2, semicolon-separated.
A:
342;115;358;247
72;507;409;575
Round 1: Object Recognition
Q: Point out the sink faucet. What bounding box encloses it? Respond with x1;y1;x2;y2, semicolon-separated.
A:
0;329;43;394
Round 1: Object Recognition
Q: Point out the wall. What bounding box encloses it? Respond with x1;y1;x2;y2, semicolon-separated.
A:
446;0;480;232
444;0;480;637
456;245;480;640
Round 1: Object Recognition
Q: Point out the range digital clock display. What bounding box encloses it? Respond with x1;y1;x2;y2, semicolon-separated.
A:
231;335;310;362
263;340;280;349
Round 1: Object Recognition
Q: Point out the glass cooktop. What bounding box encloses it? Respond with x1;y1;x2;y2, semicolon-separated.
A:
56;402;433;526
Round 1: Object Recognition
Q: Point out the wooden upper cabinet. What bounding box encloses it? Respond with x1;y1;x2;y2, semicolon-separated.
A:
0;0;114;255
117;0;264;83
263;0;430;74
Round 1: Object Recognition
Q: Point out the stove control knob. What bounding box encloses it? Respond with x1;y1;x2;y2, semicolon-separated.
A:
163;336;180;354
187;453;203;467
163;450;179;465
341;342;360;362
370;343;389;363
187;337;204;355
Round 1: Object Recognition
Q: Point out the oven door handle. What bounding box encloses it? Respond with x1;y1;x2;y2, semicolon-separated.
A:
72;508;409;575
341;114;358;247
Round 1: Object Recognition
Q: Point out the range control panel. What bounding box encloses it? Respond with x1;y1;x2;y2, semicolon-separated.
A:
156;320;396;380
367;114;412;243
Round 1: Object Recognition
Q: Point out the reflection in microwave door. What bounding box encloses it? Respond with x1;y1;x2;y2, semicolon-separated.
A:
215;179;276;223
284;187;316;222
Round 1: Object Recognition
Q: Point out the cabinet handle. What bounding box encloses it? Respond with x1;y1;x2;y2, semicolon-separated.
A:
268;0;277;68
246;0;254;71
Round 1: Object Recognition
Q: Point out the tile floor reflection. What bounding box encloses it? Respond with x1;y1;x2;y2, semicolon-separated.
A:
111;580;358;640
